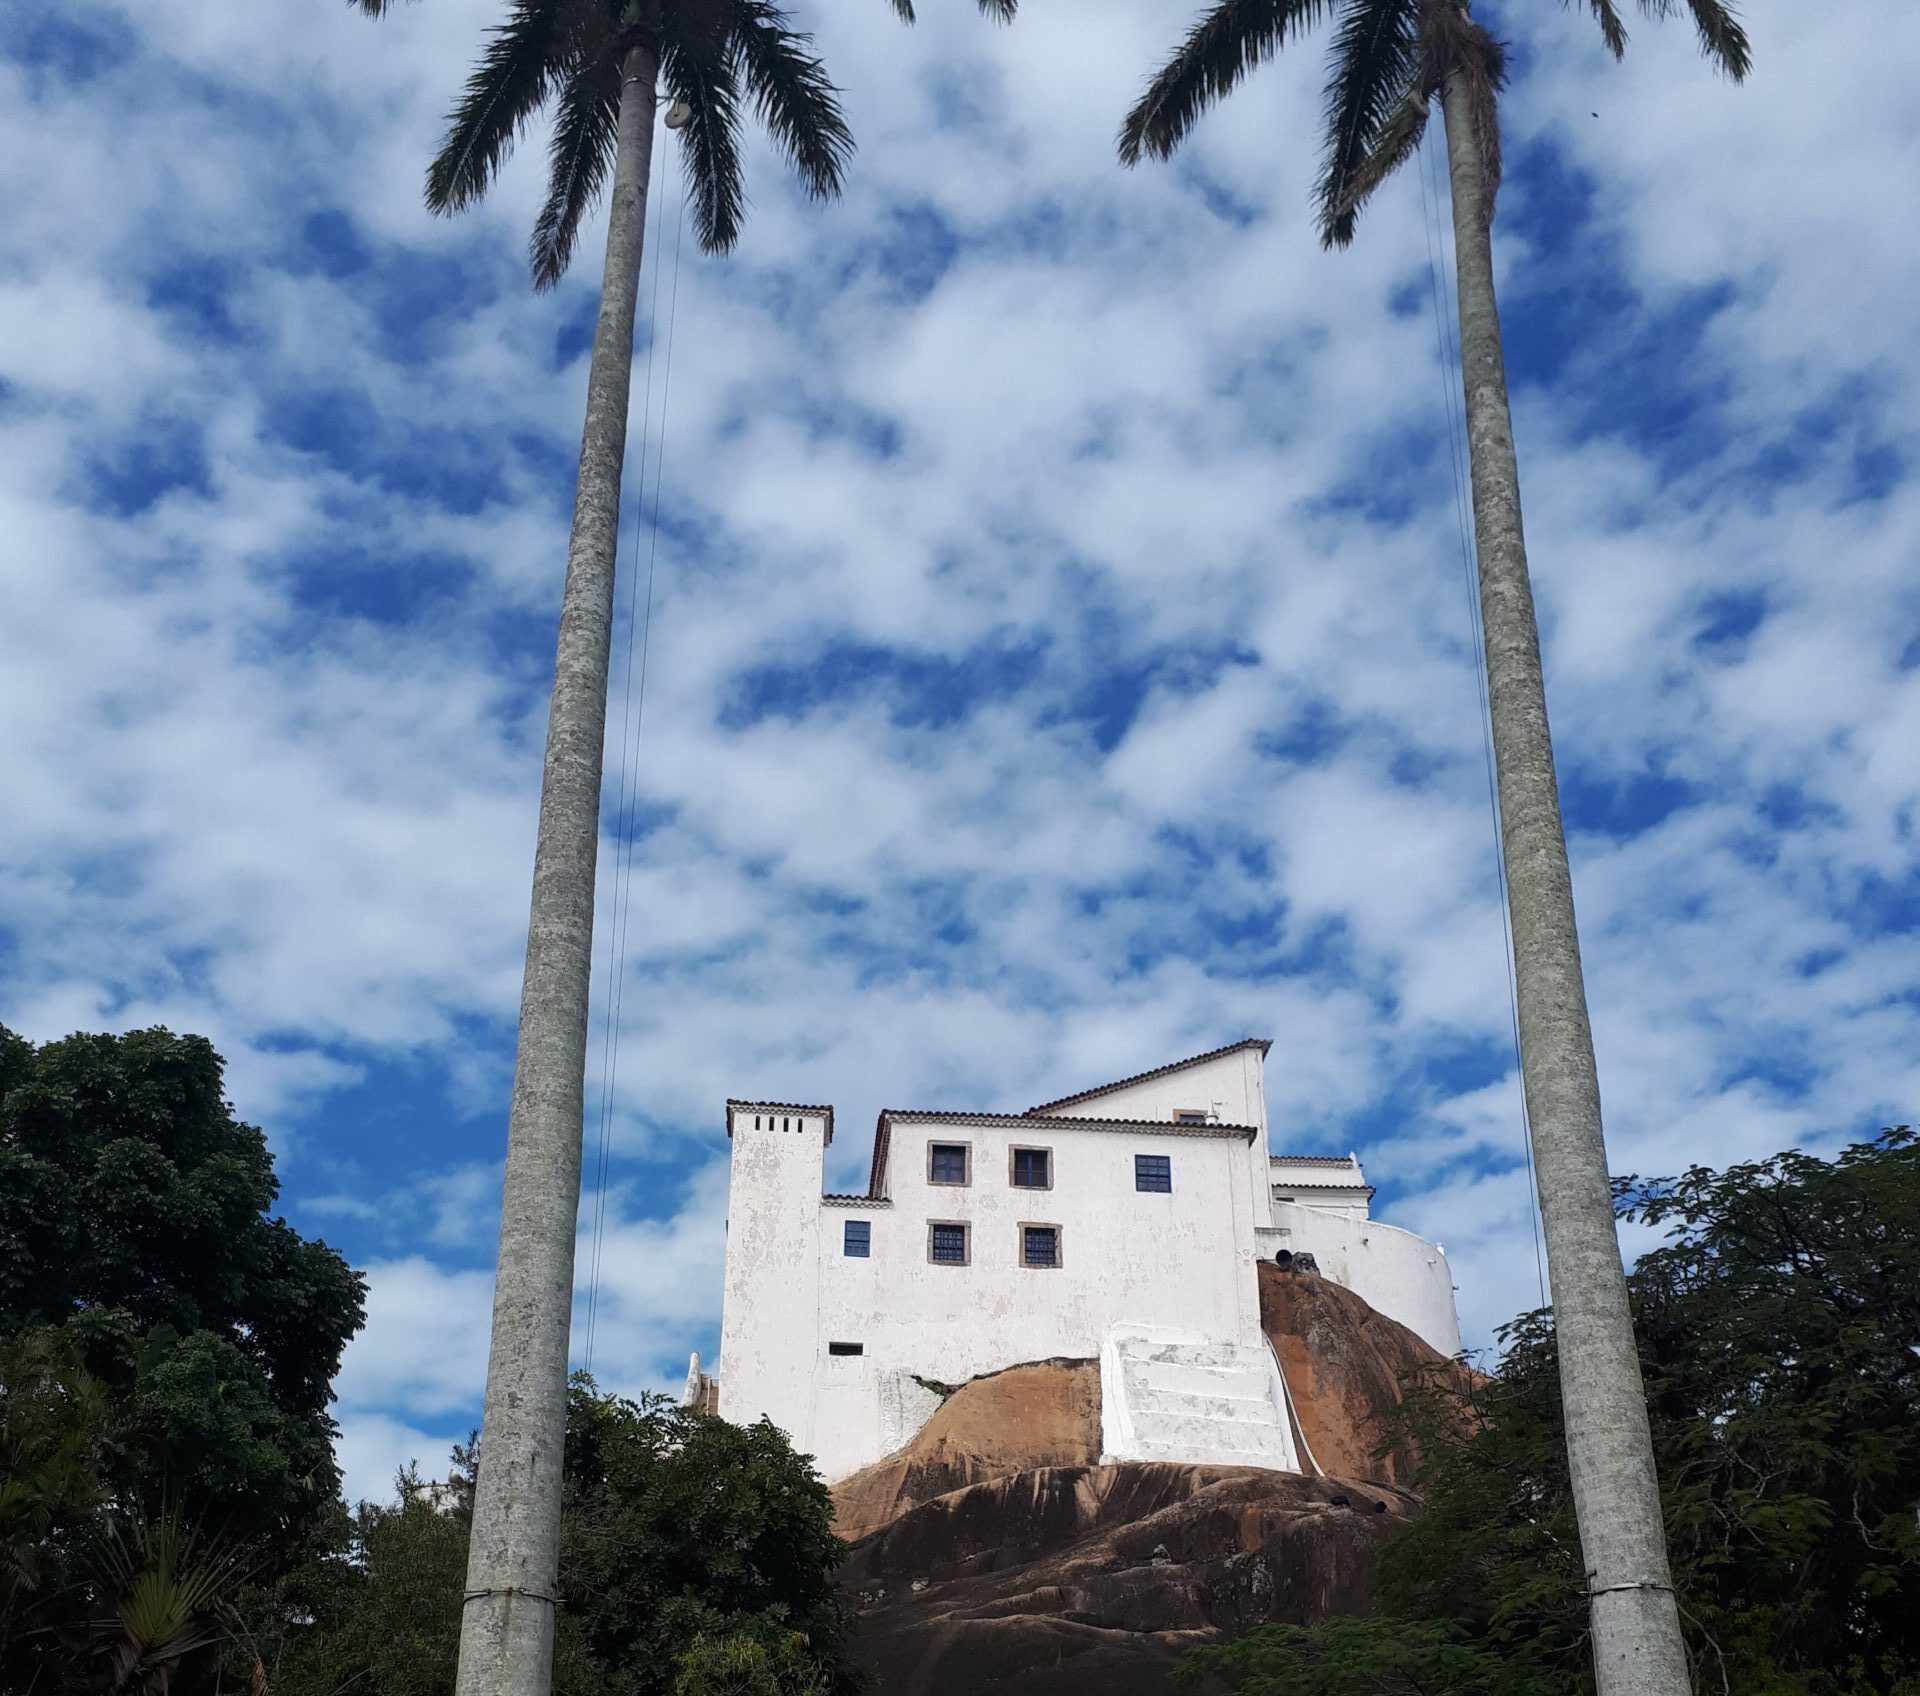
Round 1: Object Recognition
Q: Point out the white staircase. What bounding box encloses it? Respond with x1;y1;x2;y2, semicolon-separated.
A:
1100;1325;1300;1473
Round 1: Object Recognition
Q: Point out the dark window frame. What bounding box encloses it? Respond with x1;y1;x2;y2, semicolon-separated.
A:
1135;1153;1173;1193
843;1219;871;1257
928;1220;970;1266
1019;1222;1063;1268
1173;1108;1209;1125
827;1341;864;1357
927;1141;971;1186
1009;1145;1052;1190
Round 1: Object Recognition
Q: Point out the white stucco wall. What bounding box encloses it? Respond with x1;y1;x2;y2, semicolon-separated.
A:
715;1107;827;1458
1044;1046;1267;1136
724;1112;1267;1482
1259;1201;1461;1358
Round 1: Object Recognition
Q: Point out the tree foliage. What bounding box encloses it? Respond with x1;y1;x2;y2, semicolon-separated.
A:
272;1382;855;1696
0;1025;367;1696
1187;1128;1920;1696
1118;0;1749;246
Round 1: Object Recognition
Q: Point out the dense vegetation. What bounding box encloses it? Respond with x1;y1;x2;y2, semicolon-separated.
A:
0;1024;366;1695
0;1025;852;1696
264;1385;854;1696
1184;1126;1920;1695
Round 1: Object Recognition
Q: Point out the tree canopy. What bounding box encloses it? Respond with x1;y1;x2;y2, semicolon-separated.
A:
0;1025;367;1695
1184;1126;1920;1696
272;1382;854;1696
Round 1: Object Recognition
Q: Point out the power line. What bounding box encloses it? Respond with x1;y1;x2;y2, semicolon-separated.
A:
584;180;689;1374
1418;128;1548;1311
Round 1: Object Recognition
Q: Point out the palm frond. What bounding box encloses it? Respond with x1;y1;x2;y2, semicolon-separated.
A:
529;37;625;290
426;0;567;215
1437;7;1507;227
345;0;405;14
1119;0;1334;165
1315;0;1422;246
1678;0;1750;79
732;0;854;204
664;34;747;254
1328;85;1429;243
1573;0;1629;59
1635;0;1749;79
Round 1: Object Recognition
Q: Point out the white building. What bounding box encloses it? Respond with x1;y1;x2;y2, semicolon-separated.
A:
709;1040;1460;1482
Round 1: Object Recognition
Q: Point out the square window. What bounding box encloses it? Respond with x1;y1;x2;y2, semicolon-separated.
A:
929;1222;969;1265
1135;1154;1172;1193
928;1142;969;1185
1174;1109;1208;1125
1011;1147;1051;1188
1022;1225;1060;1268
843;1220;870;1257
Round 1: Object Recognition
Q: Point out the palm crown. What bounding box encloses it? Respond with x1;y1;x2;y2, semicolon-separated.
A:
421;0;850;287
1119;0;1750;248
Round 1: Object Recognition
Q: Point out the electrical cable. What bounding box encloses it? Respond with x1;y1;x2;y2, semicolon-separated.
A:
583;174;689;1374
1418;129;1550;1311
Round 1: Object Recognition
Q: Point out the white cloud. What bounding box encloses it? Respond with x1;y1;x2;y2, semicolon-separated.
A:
3;0;1917;1471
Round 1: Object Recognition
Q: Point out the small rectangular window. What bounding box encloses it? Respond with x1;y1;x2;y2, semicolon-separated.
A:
928;1142;969;1185
827;1341;863;1357
1174;1109;1208;1125
1011;1147;1050;1188
1135;1154;1172;1193
929;1222;969;1265
1022;1225;1060;1268
843;1220;870;1257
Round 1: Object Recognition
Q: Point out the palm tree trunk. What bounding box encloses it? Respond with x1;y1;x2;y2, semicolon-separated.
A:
454;41;661;1696
1436;68;1692;1696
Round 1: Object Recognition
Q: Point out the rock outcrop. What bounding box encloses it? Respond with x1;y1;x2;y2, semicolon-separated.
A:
845;1464;1414;1693
832;1358;1102;1544
833;1267;1460;1691
1259;1261;1462;1486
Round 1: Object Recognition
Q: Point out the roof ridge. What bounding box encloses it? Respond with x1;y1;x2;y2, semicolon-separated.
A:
1025;1037;1271;1113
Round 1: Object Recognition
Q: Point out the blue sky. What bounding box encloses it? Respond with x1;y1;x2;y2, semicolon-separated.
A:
2;0;1916;1504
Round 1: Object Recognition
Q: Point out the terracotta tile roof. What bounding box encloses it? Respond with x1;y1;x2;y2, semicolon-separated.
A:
1025;1038;1272;1113
726;1099;835;1146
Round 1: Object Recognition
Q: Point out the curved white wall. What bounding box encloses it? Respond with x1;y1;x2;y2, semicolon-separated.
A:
1260;1202;1461;1359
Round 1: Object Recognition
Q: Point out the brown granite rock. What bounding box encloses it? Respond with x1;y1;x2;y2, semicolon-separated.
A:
831;1358;1102;1544
1258;1262;1464;1487
843;1464;1414;1695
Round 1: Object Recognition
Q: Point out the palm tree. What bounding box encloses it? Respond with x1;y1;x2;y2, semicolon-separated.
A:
340;3;1006;1695
1121;3;1747;1693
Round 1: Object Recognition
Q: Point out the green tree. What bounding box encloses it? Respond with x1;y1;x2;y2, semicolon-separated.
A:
0;1025;366;1696
1185;1127;1920;1696
270;1384;852;1696
1118;6;1748;1692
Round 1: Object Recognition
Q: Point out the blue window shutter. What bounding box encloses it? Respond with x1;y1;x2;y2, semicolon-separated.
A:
844;1220;870;1257
1135;1154;1172;1193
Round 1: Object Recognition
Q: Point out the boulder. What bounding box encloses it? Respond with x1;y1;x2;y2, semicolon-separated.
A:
844;1463;1414;1694
832;1357;1101;1543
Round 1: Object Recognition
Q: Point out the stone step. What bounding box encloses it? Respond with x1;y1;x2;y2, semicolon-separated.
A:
1121;1359;1271;1401
1124;1385;1278;1424
1123;1422;1295;1464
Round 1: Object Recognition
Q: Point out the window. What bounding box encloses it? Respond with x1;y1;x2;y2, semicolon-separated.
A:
1174;1109;1208;1125
928;1142;969;1185
827;1341;863;1357
843;1220;870;1257
1010;1147;1051;1189
1135;1153;1172;1193
1021;1224;1061;1268
929;1222;969;1265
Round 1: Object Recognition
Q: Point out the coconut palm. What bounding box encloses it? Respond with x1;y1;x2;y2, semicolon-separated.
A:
338;3;1008;1696
1121;3;1746;1693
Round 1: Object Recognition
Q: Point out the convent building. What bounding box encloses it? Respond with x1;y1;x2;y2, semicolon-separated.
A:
700;1039;1461;1482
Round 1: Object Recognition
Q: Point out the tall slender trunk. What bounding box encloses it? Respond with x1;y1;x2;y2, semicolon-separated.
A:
1437;68;1691;1696
454;41;660;1696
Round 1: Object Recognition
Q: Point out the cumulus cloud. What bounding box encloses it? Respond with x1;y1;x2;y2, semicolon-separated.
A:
2;0;1915;1464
